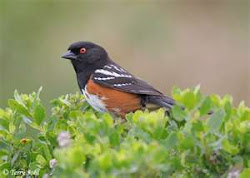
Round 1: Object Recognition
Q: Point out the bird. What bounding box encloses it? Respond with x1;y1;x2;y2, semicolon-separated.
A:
62;41;175;118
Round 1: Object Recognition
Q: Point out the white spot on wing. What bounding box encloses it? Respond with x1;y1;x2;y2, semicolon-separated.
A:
104;65;112;69
95;69;132;78
104;64;127;73
113;83;132;87
94;77;115;81
110;64;126;72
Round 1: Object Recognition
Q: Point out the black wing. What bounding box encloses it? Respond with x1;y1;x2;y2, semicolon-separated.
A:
92;64;163;96
92;64;175;109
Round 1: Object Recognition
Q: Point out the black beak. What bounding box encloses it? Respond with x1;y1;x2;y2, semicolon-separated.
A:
61;50;77;60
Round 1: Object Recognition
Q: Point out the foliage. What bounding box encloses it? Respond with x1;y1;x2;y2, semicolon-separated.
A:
0;87;249;178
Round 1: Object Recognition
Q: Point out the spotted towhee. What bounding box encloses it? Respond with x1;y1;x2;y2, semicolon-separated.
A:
62;41;175;117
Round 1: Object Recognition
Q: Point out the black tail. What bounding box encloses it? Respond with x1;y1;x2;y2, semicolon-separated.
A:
146;95;175;109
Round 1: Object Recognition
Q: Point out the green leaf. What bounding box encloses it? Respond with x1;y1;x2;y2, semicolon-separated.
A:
241;168;250;178
172;105;186;122
164;132;178;150
33;104;46;125
194;84;201;94
172;86;182;102
41;144;52;161
222;139;239;155
35;87;43;100
0;119;9;131
36;154;47;167
98;153;112;171
8;99;32;118
191;120;204;133
200;97;211;116
179;134;195;150
13;90;24;105
0;108;6;118
32;87;43;109
68;146;86;168
208;109;225;132
109;131;120;146
29;162;41;171
0;162;11;172
183;91;196;110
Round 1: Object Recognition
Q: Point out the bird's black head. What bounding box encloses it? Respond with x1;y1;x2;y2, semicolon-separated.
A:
62;41;109;73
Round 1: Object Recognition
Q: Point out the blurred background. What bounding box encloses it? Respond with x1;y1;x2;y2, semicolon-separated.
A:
0;0;249;109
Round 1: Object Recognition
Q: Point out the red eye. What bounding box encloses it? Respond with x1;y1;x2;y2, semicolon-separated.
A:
80;48;87;54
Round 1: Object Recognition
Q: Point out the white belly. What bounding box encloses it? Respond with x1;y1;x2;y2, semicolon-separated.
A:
81;87;107;113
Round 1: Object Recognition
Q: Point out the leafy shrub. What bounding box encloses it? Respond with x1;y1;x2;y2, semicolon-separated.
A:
0;87;249;177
